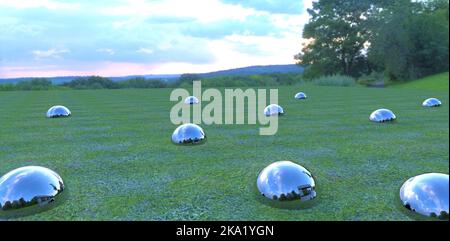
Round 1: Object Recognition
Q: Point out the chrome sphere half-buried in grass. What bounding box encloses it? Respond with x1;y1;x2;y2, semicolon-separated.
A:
369;108;396;122
171;123;206;145
257;161;316;203
0;166;67;218
263;104;284;117
46;105;71;118
422;98;442;107
184;96;199;105
294;92;307;99
399;173;449;220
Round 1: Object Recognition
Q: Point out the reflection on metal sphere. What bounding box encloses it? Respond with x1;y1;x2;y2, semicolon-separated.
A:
184;96;199;105
257;161;316;202
46;105;71;118
422;98;442;107
400;173;449;219
295;92;307;99
171;123;206;145
369;108;396;122
0;166;66;218
264;104;284;116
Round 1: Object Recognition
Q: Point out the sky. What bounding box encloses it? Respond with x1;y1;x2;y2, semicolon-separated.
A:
0;0;313;78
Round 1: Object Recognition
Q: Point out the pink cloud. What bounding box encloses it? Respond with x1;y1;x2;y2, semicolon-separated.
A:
0;62;164;78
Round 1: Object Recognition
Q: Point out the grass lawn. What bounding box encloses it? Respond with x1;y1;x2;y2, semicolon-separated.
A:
0;76;448;220
390;72;449;91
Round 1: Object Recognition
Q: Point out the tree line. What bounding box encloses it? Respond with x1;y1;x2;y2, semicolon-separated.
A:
296;0;449;81
176;73;302;87
0;76;169;91
0;73;303;91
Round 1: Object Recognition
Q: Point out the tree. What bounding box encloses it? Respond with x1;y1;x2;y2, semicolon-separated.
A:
63;76;119;89
296;0;386;79
368;0;449;80
15;78;52;90
118;77;167;88
177;73;202;86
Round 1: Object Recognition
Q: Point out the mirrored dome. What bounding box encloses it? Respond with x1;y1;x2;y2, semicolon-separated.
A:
184;96;199;105
264;104;284;117
257;161;316;202
0;166;66;218
171;123;206;145
295;92;307;99
400;173;448;219
46;105;71;118
369;108;396;122
422;98;442;107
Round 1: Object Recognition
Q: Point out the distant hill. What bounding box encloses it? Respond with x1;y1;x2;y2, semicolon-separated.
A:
0;64;304;84
198;64;304;78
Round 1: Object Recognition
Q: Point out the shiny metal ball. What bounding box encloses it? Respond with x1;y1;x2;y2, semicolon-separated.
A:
422;98;442;107
294;92;307;99
0;166;66;218
46;105;71;118
369;108;396;122
184;96;199;105
400;173;449;219
171;123;206;145
264;104;284;117
257;161;316;202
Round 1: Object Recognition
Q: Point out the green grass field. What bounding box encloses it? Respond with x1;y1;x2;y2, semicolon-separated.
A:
0;74;448;220
390;72;449;91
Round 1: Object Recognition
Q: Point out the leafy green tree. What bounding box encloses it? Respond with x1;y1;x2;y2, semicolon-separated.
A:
63;76;119;89
177;73;202;86
369;0;449;80
15;78;52;90
118;77;167;88
0;83;15;91
296;0;386;79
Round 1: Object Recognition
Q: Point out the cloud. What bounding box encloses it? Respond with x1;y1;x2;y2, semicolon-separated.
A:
96;48;115;55
220;0;304;14
0;0;314;78
32;48;70;59
181;14;279;39
0;0;80;10
100;0;255;22
136;48;154;54
145;15;196;24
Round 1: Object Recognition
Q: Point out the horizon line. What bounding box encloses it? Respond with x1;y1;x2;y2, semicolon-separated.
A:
0;63;303;80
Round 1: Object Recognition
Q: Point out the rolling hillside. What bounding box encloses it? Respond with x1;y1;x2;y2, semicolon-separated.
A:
198;64;304;78
391;72;449;91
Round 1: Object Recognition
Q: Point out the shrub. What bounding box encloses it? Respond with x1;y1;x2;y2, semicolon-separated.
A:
357;72;386;86
312;75;356;87
15;78;52;90
198;73;301;87
118;77;167;88
63;76;119;89
177;73;202;86
0;83;15;91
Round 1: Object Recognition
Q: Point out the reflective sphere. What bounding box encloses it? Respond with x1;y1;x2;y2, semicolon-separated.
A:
369;108;396;122
294;92;307;99
184;96;199;105
171;123;206;145
422;98;442;107
257;161;316;202
400;173;449;219
0;166;66;218
46;105;71;118
264;104;284;117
